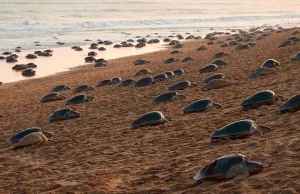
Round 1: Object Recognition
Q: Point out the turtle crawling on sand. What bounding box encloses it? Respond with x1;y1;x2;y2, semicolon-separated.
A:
213;52;229;58
291;52;300;61
173;69;184;76
135;77;155;87
202;73;230;83
48;108;80;122
73;85;94;92
164;58;178;64
131;111;168;128
65;94;94;105
135;69;151;76
153;73;168;82
194;154;263;182
202;79;232;91
182;98;221;113
14;132;49;150
250;67;276;78
96;79;112;87
133;59;150;65
22;69;36;77
241;90;284;111
211;120;270;142
51;85;70;92
152;91;186;104
40;92;66;103
279;94;300;113
261;59;280;68
119;78;136;86
9;127;52;143
199;64;218;73
168;81;197;91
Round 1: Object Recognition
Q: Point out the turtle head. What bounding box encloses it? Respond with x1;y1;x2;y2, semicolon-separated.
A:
258;125;271;134
70;110;80;119
246;161;264;174
172;94;186;101
213;103;222;109
42;131;53;138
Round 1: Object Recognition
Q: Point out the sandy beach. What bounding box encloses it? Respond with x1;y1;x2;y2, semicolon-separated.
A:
0;27;300;194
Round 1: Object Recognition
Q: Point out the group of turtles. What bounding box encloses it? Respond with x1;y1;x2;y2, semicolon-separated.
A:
7;27;300;184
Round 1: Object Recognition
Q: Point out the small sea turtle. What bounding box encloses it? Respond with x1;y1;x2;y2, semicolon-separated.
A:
119;78;136;86
14;132;48;150
0;56;6;60
163;38;171;42
25;54;37;59
202;79;232;91
194;154;263;182
241;90;284;111
94;62;107;67
164;71;175;78
73;85;94;92
291;52;300;61
98;47;106;51
135;77;155;87
279;94;300;113
235;44;251;50
278;39;293;47
220;43;229;48
170;50;181;54
164;58;178;64
212;59;228;66
9;127;52;143
2;51;11;55
152;91;186;104
287;36;300;42
261;59;280;68
250;67;276;78
96;79;112;87
182;99;221;113
6;57;18;63
131;111;168;128
181;57;194;62
75;47;83;51
65;94;94;105
22;69;36;76
199;64;218;73
211;120;270;142
47;108;80;122
196;45;206;51
207;41;214;45
213;52;229;58
135;69;151;76
27;63;37;68
85;56;95;63
51;85;70;92
40;92;66;103
173;69;184;76
168;81;197;91
112;77;122;84
228;41;239;46
153;73;168;82
202;73;230;83
12;64;29;71
134;59;150;65
88;51;97;56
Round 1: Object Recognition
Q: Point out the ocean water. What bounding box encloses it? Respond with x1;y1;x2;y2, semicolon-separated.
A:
0;0;300;51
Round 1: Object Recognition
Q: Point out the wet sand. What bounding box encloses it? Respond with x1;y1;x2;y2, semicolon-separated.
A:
0;28;300;194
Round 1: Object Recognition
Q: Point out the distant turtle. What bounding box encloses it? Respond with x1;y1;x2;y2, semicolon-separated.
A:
96;79;112;87
135;68;151;76
75;47;83;51
9;127;52;143
152;91;186;104
131;111;169;128
12;64;29;71
291;52;300;61
211;120;270;142
250;67;276;78
170;50;181;54
182;98;222;113
40;92;66;103
51;85;70;92
173;69;184;76
279;94;300;113
194;154;263;182
65;94;94;105
213;52;229;58
2;51;11;55
196;45;206;51
6;57;18;63
202;79;232;91
27;63;37;68
119;78;136;86
212;59;228;66
207;41;214;45
168;81;197;91
94;62;107;67
228;41;239;46
164;58;178;64
135;77;155;87
261;59;279;68
235;44;250;50
202;73;230;83
0;56;5;60
199;64;218;73
22;69;36;76
25;54;37;59
133;59;150;65
181;57;194;62
88;51;97;56
164;71;175;78
287;36;300;42
278;39;293;47
73;85;94;92
241;90;284;111
112;77;122;84
98;47;106;51
14;132;48;150
220;43;229;48
85;56;95;63
47;108;80;122
153;73;168;82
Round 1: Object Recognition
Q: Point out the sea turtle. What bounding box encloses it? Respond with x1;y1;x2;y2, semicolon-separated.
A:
182;98;221;113
199;64;218;73
153;73;168;82
250;67;276;78
170;50;181;54
173;44;183;49
47;108;80;122
164;58;178;64
287;36;300;42
2;51;11;55
12;64;29;71
98;47;106;51
235;44;251;50
94;62;107;67
131;111;169;128
193;154;263;182
133;59;150;65
25;54;37;59
14;132;49;150
65;94;94;105
73;85;94;92
241;90;284;111
22;69;36;76
211;120;270;142
261;59;280;68
181;57;194;62
291;52;300;61
279;94;300;113
113;44;122;48
202;79;232;91
168;81;197;91
152;91;186;104
9;127;52;143
228;41;239;46
27;63;37;68
220;43;229;48
94;58;108;63
278;39;293;47
96;79;112;87
88;51;97;56
34;51;42;55
135;69;151;76
40;92;66;103
196;45;206;51
0;56;5;60
163;38;171;42
112;77;122;84
164;71;175;78
213;52;229;58
51;85;70;92
85;56;95;63
135;77;155;87
202;73;230;83
75;47;83;51
212;59;228;66
6;57;18;63
173;69;184;76
119;78;136;86
207;41;214;45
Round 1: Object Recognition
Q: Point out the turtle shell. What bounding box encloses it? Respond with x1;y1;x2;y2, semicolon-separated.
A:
199;64;218;73
97;79;112;87
202;73;226;83
22;69;35;76
73;85;94;92
48;108;80;122
173;69;184;76
164;58;177;64
65;94;94;105
131;111;168;128
241;90;276;110
152;91;177;104
250;67;276;78
135;77;154;87
182;98;213;113
261;59;280;68
170;50;180;54
14;132;48;150
194;154;247;181
40;92;65;103
153;73;168;82
291;52;300;61
135;69;151;76
196;45;206;51
51;85;70;92
134;59;150;65
279;94;300;113
181;57;194;62
119;78;136;86
213;52;229;58
9;127;43;143
169;81;190;90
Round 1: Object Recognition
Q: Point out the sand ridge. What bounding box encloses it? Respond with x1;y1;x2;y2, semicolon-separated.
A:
0;28;300;193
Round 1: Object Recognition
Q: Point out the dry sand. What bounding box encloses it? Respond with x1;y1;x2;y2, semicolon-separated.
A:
0;28;300;194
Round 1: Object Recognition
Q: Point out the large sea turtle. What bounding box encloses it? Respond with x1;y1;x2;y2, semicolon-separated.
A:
279;94;300;113
14;132;49;150
9;127;52;143
211;120;270;142
96;79;112;87
202;79;232;91
22;69;36;76
135;69;151;76
40;92;66;103
261;59;280;68
135;77;155;87
51;85;70;92
250;67;276;78
199;64;218;73
194;154;263;182
119;78;136;86
111;77;122;84
47;108;80;122
212;59;228;66
168;81;197;91
182;98;221;113
131;111;168;128
65;94;94;105
152;91;186;104
153;73;168;82
73;85;94;92
173;69;184;76
241;90;284;111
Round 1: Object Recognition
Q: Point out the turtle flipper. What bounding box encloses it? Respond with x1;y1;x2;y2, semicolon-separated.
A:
258;125;271;134
213;103;222;109
242;105;251;111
